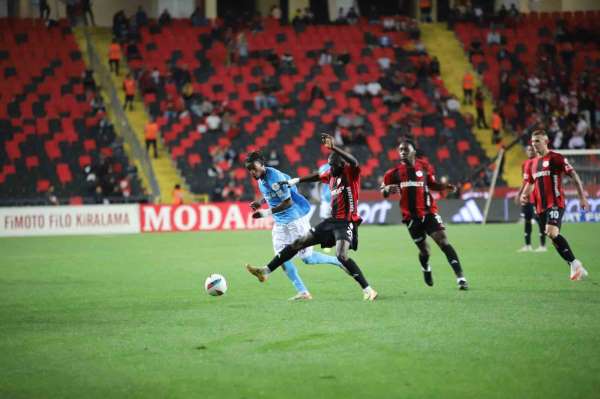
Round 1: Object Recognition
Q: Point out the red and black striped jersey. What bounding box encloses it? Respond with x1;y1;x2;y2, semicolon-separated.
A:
319;164;361;222
383;158;438;221
521;158;536;204
526;151;573;213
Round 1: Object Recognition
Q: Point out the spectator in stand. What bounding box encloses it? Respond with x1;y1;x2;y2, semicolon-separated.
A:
82;69;96;92
487;27;501;45
206;111;222;132
377;55;391;71
379;34;391;47
367;80;382;96
353;82;367;97
237;32;248;64
304;7;315;24
46;185;59;205
222;180;243;201
446;95;460;112
383;17;395;31
310;85;325;102
108;39;122;76
145;117;159;159
254;90;268;110
159;9;172;26
172;184;184;205
429;56;440;75
135;6;148;27
191;7;207;26
419;0;432;22
82;0;95;26
123;73;136;111
499;70;510;102
508;3;520;19
346;7;359;25
336;7;346;24
126;40;141;61
527;73;541;106
266;150;280;168
319;49;333;66
475;87;488;129
292;8;305;29
462;71;474;105
270;5;282;21
39;0;50;20
492;108;502;144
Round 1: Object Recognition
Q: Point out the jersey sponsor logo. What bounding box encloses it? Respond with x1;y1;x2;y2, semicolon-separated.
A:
399;181;425;188
533;170;551;179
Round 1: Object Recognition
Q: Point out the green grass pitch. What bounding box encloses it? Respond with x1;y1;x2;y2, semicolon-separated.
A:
1;223;599;398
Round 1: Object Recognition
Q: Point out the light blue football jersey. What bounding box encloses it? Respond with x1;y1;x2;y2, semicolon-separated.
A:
318;164;331;203
258;167;311;225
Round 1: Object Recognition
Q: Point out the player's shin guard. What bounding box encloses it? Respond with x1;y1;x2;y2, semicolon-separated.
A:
419;253;430;271
524;219;532;246
282;261;308;293
338;257;369;289
302;252;343;267
551;234;576;263
441;244;464;278
267;245;299;272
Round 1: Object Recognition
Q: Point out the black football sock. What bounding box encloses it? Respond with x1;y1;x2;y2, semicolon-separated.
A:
538;225;546;247
267;245;298;272
338;257;369;289
524;219;532;246
419;253;430;271
441;244;464;278
551;235;576;263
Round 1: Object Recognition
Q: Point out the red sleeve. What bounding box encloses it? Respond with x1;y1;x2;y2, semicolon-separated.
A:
383;168;396;185
526;160;534;184
319;168;330;184
554;153;573;175
426;162;437;186
522;160;530;184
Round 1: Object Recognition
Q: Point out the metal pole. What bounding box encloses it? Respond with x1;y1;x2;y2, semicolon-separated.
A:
482;147;504;225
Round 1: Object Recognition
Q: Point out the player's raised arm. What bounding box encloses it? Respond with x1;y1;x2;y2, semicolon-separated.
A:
321;133;359;167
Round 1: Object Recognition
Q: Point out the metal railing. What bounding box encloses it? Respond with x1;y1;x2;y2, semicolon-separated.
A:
81;26;161;202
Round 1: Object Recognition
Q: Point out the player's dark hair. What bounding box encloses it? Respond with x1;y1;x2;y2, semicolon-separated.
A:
398;137;416;152
245;151;265;167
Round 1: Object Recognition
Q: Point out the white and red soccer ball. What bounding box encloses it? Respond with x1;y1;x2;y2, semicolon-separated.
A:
204;274;228;296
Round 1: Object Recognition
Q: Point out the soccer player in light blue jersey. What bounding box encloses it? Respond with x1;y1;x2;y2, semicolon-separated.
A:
245;151;342;300
318;163;332;219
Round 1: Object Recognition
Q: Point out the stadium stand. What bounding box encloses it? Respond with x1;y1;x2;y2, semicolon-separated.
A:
123;16;495;201
0;18;146;205
453;10;600;148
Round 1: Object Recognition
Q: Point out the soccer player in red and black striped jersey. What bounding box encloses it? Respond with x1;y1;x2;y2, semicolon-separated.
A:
515;144;547;252
520;130;590;280
246;133;378;301
381;139;468;290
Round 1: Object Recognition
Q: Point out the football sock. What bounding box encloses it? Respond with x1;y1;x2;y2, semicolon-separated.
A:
524;219;532;246
282;261;308;293
302;252;343;267
538;225;546;247
338;257;369;289
441;244;464;278
551;234;576;263
419;253;430;271
267;245;298;272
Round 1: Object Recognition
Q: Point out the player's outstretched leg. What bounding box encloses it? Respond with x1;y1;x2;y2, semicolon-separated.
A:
282;261;312;301
301;252;343;267
335;240;377;301
415;240;433;287
246;232;320;282
546;227;588;280
431;231;468;290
